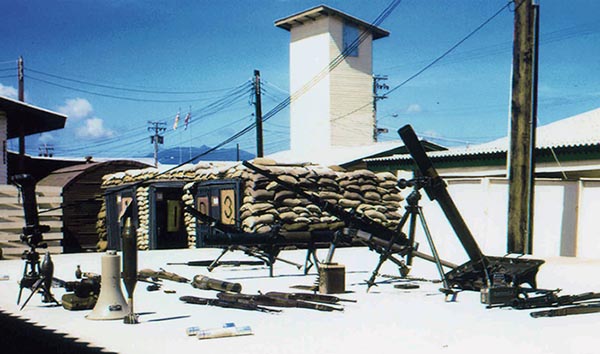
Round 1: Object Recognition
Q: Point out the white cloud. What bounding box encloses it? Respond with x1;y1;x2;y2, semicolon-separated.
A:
38;132;55;144
406;104;422;114
58;98;93;120
0;84;18;99
76;117;114;139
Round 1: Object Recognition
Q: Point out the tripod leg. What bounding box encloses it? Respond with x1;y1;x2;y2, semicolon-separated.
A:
365;253;387;292
406;209;418;267
304;247;314;275
207;247;230;272
19;278;43;310
417;207;456;301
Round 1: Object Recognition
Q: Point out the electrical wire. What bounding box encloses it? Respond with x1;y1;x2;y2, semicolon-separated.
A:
333;1;513;123
27;67;243;95
26;74;236;103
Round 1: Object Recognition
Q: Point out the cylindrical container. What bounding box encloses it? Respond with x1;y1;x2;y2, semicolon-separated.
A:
86;250;129;320
197;326;253;340
192;275;242;293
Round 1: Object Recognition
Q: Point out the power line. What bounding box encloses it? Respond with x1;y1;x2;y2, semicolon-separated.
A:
26;74;227;103
333;1;513;123
27;67;243;95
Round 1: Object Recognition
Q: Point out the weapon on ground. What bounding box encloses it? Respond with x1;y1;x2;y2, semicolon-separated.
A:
11;174;59;309
167;260;265;267
185;205;307;276
216;292;343;312
397;125;545;297
240;161;410;255
263;291;356;304
138;268;191;284
179;295;280;313
492;290;600;310
121;210;139;324
19;252;60;310
191;275;242;293
241;161;453;293
530;302;600;318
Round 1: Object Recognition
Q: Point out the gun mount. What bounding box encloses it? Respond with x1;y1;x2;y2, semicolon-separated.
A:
397;124;544;293
185;205;323;276
11;174;59;309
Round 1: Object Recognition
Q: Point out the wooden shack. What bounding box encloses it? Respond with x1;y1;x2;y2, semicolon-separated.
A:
38;160;151;252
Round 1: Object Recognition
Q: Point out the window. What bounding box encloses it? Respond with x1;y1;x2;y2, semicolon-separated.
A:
343;22;360;57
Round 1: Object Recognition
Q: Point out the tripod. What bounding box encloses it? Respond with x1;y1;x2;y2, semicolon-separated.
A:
12;173;59;310
17;238;59;310
365;177;453;298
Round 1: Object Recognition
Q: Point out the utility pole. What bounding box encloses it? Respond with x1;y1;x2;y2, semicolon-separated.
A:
507;0;536;254
253;70;264;158
373;75;389;142
148;121;166;167
38;144;54;157
17;56;25;173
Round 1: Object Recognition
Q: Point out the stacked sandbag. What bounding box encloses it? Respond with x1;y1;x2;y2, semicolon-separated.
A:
99;158;404;249
98;162;237;250
135;186;150;250
96;200;108;251
235;161;403;233
182;182;197;248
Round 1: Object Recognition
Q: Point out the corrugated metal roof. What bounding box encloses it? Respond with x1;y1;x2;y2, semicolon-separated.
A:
38;160;152;189
267;140;404;167
367;107;600;162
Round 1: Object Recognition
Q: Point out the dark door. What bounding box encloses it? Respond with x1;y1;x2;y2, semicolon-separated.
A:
153;187;187;249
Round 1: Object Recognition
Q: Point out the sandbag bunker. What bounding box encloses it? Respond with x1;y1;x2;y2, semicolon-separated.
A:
97;159;404;251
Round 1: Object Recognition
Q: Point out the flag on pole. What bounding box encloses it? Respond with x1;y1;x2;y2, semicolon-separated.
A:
184;112;191;130
173;111;180;130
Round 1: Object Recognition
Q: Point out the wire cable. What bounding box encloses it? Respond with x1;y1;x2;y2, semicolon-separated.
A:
333;1;513;123
27;67;243;95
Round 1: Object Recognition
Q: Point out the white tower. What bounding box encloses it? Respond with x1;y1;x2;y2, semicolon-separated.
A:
275;5;389;155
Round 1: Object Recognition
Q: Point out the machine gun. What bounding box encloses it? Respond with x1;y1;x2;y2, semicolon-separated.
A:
397;124;545;299
242;161;451;292
185;205;314;276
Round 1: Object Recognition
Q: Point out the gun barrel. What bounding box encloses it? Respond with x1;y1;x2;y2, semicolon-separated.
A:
398;125;486;267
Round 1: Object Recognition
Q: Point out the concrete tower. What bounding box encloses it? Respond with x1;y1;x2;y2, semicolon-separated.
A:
275;5;389;155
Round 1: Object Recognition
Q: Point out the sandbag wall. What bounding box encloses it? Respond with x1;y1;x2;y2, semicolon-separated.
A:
98;160;404;250
98;163;234;250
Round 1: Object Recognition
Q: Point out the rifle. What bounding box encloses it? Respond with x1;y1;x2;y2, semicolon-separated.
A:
179;295;280;313
138;268;190;284
167;260;265;267
530;302;600;318
496;290;600;310
263;291;356;304
216;292;343;312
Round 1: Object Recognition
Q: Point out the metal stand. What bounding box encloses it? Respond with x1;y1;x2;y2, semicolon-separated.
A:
12;173;59;310
364;177;456;300
18;246;59;310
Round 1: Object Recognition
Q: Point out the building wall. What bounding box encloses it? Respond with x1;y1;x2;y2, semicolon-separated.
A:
0;111;6;184
290;16;332;153
401;177;600;263
328;17;374;147
289;15;375;154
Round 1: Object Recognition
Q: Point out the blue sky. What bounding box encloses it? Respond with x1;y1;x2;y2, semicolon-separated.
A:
1;0;599;159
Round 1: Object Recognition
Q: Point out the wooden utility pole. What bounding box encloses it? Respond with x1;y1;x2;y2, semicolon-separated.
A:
17;56;25;173
253;70;264;158
148;121;166;167
507;0;536;254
